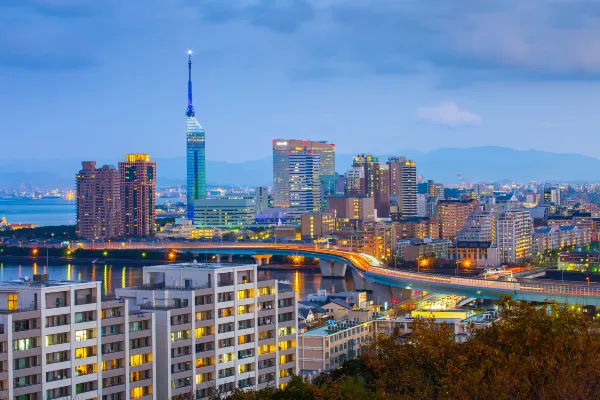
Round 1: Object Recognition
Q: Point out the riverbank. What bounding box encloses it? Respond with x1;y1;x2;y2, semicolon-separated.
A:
0;255;320;272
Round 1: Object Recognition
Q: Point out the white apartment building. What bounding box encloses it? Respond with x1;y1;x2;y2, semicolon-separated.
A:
0;275;155;400
496;210;533;264
116;262;298;400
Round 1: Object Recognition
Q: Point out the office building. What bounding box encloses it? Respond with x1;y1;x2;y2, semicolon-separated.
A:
416;194;427;217
119;154;157;237
343;167;365;195
116;262;298;399
254;187;269;213
288;151;322;213
272;140;335;209
427;180;444;198
327;196;375;222
437;199;477;241
194;199;256;229
349;154;379;197
301;213;335;239
186;52;207;219
496;210;533;264
0;276;156;400
76;161;120;240
456;207;497;243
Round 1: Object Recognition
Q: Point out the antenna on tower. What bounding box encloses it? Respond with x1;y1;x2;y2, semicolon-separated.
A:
186;50;195;117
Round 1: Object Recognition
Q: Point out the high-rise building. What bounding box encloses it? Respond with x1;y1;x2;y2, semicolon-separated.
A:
387;157;417;217
76;161;120;240
116;262;298;399
343;167;365;195
437;199;477;241
254;187;269;213
327;196;375;222
119;154;157;237
186;51;206;219
272;139;335;209
288;151;322;213
350;154;379;197
194;198;256;229
496;210;533;264
0;276;156;400
301;212;335;239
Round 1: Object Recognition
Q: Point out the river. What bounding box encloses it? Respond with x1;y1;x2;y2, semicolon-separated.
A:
0;261;358;301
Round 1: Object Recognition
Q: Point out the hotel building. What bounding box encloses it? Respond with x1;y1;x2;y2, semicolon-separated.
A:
119;154;157;238
115;262;298;399
0;276;155;400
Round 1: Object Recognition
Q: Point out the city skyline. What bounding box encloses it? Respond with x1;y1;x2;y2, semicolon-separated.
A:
3;1;600;162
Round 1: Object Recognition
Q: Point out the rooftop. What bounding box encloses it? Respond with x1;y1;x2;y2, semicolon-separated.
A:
144;261;255;270
0;279;97;289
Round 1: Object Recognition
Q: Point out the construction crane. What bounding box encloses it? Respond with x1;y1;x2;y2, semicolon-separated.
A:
456;173;471;189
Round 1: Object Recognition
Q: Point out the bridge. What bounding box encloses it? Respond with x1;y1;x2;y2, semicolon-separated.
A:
72;241;600;305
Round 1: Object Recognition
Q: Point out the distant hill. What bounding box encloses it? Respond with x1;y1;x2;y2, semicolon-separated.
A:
1;146;600;189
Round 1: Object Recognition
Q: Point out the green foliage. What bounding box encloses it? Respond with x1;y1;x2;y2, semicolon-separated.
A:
223;298;600;400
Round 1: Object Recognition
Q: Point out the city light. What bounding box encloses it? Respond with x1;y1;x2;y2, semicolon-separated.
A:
32;248;39;256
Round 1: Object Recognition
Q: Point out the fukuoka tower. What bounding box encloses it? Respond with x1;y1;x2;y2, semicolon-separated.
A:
185;50;206;219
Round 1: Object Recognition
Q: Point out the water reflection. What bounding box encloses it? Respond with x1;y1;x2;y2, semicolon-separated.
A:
0;262;358;301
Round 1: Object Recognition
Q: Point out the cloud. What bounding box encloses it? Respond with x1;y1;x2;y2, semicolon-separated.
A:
416;102;482;126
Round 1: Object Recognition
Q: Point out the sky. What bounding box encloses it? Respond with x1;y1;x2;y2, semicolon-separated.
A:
3;0;600;162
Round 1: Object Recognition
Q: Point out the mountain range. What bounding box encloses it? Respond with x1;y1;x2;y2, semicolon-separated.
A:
1;146;599;189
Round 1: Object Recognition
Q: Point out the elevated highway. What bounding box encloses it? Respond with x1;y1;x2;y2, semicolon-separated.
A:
73;241;600;305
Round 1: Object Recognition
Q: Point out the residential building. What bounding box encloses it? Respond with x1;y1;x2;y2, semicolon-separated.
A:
388;157;417;217
119;154;157;237
496;210;533;264
393;217;439;240
396;237;452;262
448;241;500;267
359;222;396;261
533;225;591;254
300;213;334;239
186;52;207;219
437;199;477;241
76;161;120;240
456;207;497;243
0;276;156;400
558;250;600;272
343;167;364;195
116;262;298;398
193;199;256;229
272;139;335;209
298;310;378;378
416;194;427;217
350;154;379;197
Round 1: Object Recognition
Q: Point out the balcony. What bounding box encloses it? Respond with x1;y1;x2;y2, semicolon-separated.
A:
75;296;96;306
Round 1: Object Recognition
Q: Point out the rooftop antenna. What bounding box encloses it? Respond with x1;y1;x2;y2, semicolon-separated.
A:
186;49;195;118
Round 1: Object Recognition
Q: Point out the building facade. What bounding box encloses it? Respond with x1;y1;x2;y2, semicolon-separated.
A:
116;262;298;399
254;187;269;214
496;210;533;264
272;139;335;209
186;52;207;219
119;154;157;237
327;196;375;222
193;199;256;229
0;277;156;400
288;152;322;213
448;241;500;267
300;213;335;239
76;161;120;240
437;199;477;241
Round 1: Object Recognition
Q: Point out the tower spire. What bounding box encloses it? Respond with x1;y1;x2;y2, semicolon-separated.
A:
186;50;195;117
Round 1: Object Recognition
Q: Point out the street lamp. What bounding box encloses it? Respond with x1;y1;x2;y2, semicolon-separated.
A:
587;276;590;290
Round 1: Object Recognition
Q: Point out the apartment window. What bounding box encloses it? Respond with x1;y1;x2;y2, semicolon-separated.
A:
217;292;234;302
46;314;69;328
46;368;69;382
238;348;254;360
102;359;124;371
217;272;234;287
14;356;39;370
195;295;212;305
101;307;122;319
13;337;38;351
280;354;296;364
130;353;152;366
218;307;234;318
7;294;18;311
258;330;274;340
14;318;38;332
258;286;275;296
278;298;294;308
46;351;69;364
279;340;296;350
172;377;191;389
101;324;121;337
218;322;234;334
238;363;255;374
258;316;273;326
237;304;253;315
76;380;97;394
195;373;214;384
257;344;276;355
195;356;214;368
130;370;150;382
238;334;254;345
195;310;212;321
103;375;125;388
75;329;94;342
171;361;191;374
75;346;96;359
218;367;235;379
130;385;152;399
195;326;213;338
75;364;96;377
218;337;234;349
14;373;39;388
195;342;214;353
170;330;191;343
218;353;235;364
278;326;296;336
278;312;294;323
238;318;254;330
75;311;95;323
237;288;254;300
129;320;149;332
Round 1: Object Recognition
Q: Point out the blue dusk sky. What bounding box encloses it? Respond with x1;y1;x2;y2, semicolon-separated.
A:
2;0;600;162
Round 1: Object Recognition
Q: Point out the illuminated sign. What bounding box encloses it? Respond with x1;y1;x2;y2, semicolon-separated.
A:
276;141;288;146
